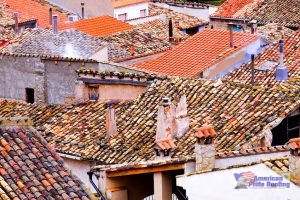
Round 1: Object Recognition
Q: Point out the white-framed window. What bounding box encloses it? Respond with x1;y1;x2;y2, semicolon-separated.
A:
140;9;146;17
118;13;127;21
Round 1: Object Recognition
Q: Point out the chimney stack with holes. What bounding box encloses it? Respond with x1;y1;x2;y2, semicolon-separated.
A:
275;39;288;81
195;125;216;172
155;97;176;159
106;102;118;137
53;15;58;34
81;2;85;19
168;19;173;42
13;12;19;34
49;8;53;25
228;22;234;48
288;138;300;184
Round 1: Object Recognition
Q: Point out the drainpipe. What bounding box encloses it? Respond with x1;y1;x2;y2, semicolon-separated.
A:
87;171;106;200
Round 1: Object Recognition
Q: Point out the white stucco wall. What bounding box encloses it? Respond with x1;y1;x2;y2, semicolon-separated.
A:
177;164;300;200
62;156;97;193
152;2;210;21
114;2;149;20
89;46;109;62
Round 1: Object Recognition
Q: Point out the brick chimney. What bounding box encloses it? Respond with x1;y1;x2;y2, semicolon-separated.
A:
195;125;216;172
288;138;300;184
155;97;176;159
106;105;117;138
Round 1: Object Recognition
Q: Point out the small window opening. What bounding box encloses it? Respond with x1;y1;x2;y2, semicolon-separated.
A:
25;88;34;103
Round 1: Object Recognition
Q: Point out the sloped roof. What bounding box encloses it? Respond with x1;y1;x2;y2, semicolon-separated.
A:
135;19;189;41
262;156;290;180
211;0;300;28
211;0;261;19
112;0;149;8
133;29;259;77
5;0;69;29
149;3;207;29
101;28;171;57
61;16;134;37
0;77;299;164
257;24;295;44
225;30;300;87
0;118;90;199
0;28;108;59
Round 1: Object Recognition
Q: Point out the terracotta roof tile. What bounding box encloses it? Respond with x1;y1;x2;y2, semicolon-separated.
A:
133;29;259;77
5;0;69;29
0;76;299;164
262;156;290;180
212;0;300;28
112;0;149;8
62;16;134;37
225;30;300;88
0;28;129;60
0;118;90;199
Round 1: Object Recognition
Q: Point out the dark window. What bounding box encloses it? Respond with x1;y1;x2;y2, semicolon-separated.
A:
25;88;34;103
88;86;99;101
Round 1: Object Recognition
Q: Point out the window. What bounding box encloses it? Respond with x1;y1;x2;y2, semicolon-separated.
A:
118;13;127;21
25;88;34;103
88;86;99;101
140;9;146;17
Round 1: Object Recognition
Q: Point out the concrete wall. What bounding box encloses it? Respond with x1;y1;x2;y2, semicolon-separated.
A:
89;46;109;62
126;14;166;25
97;84;145;100
210;18;248;30
62;157;97;193
0;55;45;103
203;38;262;79
114;2;149;20
152;2;210;21
0;54;100;104
48;0;114;18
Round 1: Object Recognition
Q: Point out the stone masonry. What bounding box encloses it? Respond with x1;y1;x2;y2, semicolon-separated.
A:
195;143;216;172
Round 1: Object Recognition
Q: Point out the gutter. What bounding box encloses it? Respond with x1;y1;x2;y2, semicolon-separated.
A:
87;171;106;200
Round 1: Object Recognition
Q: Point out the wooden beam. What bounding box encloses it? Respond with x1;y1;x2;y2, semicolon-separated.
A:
107;163;184;178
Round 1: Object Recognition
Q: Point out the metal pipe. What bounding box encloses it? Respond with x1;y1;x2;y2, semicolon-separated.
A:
49;8;53;25
228;23;233;48
251;54;255;85
81;3;85;19
87;171;106;200
13;12;19;34
53;15;58;34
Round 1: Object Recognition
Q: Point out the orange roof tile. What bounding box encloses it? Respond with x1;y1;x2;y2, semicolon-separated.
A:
133;29;260;77
5;0;68;29
195;126;216;138
112;0;149;8
211;0;261;18
61;16;134;37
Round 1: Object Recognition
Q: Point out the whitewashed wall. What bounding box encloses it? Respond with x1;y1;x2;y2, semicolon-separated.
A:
114;2;149;20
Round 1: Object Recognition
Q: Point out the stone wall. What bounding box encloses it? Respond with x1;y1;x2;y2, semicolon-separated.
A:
195;143;215;172
210;18;247;30
289;155;300;184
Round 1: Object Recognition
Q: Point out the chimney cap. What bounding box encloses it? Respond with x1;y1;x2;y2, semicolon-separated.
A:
162;97;170;106
81;2;85;6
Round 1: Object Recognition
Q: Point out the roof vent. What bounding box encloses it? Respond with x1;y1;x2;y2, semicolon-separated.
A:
162;97;170;106
275;39;288;81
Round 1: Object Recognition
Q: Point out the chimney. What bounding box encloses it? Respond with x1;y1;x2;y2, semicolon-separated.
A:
250;20;257;34
288;138;300;184
155;97;176;159
106;106;117;137
13;12;19;34
168;19;173;42
275;39;288;81
251;54;255;85
81;2;85;19
53;15;58;34
228;22;234;48
195;125;216;172
49;8;53;25
175;95;190;137
130;45;135;56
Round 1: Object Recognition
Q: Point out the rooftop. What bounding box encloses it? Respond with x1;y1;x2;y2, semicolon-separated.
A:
0;77;299;164
133;29;259;77
112;0;149;8
5;0;69;29
62;16;134;37
257;23;295;44
211;0;300;28
0;28;107;59
225;30;300;87
149;3;208;29
0;117;90;199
